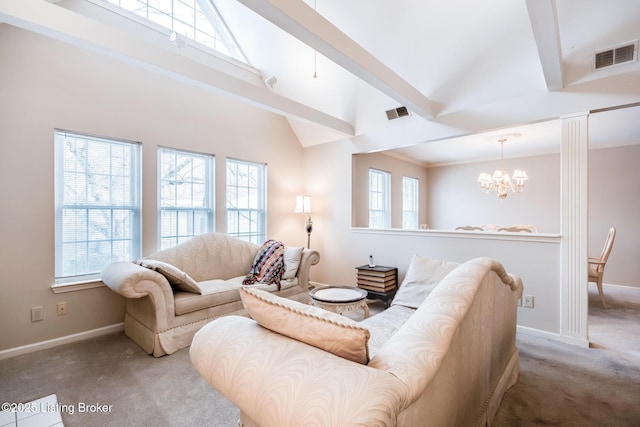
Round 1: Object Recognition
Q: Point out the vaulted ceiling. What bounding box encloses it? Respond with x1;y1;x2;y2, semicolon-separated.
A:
2;0;639;164
216;0;640;164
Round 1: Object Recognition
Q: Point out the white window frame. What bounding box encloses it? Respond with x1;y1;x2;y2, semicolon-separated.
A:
226;158;267;244
99;0;248;64
54;130;141;285
402;176;419;229
368;168;391;228
158;147;215;250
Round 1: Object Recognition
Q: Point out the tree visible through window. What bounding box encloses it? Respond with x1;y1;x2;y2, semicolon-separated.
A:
226;158;266;244
54;130;141;283
369;168;390;228
158;147;214;250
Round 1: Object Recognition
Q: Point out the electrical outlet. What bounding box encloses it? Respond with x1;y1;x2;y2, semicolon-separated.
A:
524;295;534;308
57;302;68;316
31;306;44;322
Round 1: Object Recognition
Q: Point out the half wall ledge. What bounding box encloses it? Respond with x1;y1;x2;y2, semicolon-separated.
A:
351;227;561;243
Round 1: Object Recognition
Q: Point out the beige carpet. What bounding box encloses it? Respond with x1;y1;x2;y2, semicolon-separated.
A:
493;285;640;426
0;331;239;426
0;286;638;426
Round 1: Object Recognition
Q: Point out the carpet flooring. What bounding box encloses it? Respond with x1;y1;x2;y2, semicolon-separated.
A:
1;286;638;426
493;285;640;427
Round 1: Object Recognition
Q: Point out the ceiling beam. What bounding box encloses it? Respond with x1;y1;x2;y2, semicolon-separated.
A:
0;0;355;136
526;0;564;91
235;0;436;119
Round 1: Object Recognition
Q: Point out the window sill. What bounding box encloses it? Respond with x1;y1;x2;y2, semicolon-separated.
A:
51;280;105;294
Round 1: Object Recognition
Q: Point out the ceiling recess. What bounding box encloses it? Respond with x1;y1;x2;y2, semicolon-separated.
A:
386;106;409;120
594;41;637;69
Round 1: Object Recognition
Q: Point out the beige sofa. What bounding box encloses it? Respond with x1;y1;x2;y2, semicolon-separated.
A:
101;233;320;357
190;256;523;426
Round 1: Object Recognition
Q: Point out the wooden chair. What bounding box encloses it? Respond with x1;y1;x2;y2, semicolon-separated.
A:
455;226;483;231
588;227;616;309
481;223;502;231
513;224;538;233
497;224;538;233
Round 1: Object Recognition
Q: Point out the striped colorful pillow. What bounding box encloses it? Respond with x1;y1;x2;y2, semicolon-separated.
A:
243;239;285;289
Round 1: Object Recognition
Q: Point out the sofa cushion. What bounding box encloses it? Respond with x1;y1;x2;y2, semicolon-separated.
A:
174;276;245;315
359;305;416;358
243;240;285;287
240;287;371;364
282;246;304;280
391;255;459;309
174;277;300;316
135;259;201;294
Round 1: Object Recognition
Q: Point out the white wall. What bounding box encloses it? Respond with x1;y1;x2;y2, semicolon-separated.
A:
426;146;640;287
427;153;561;232
0;27;306;351
2;25;638;354
588;145;640;287
349;146;640;288
304;140;562;335
352;153;429;228
303;138;640;338
351;151;562;233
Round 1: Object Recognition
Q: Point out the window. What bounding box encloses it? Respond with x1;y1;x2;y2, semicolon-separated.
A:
103;0;248;63
54;130;141;283
226;158;266;244
402;176;419;229
368;168;390;228
158;147;214;250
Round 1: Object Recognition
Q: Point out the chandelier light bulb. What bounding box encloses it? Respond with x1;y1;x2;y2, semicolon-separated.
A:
477;136;528;199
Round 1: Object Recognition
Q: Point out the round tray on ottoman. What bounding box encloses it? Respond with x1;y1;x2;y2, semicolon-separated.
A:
309;286;369;318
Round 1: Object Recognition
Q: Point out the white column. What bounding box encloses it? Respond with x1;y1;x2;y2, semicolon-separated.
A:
560;112;589;346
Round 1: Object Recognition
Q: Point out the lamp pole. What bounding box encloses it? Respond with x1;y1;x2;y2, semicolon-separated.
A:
305;214;313;249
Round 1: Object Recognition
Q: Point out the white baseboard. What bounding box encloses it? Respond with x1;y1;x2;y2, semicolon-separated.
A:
602;282;640;291
517;325;590;348
557;335;590;348
0;323;124;361
516;325;560;341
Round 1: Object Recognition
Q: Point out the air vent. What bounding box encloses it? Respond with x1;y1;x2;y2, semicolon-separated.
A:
595;41;637;69
385;106;409;120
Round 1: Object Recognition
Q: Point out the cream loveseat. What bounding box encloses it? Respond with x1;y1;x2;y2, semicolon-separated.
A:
101;233;320;357
190;256;523;426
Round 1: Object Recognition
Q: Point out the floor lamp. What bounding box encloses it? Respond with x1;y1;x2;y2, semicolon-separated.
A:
295;195;312;249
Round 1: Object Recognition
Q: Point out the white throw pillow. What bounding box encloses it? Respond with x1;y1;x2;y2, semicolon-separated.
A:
391;255;459;309
282;246;304;280
240;286;370;364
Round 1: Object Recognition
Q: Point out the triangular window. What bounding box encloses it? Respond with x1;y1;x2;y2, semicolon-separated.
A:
104;0;248;64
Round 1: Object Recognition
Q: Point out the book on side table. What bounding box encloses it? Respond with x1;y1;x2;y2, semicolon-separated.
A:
355;265;398;308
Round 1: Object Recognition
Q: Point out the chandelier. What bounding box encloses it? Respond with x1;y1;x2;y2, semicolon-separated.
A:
478;136;528;200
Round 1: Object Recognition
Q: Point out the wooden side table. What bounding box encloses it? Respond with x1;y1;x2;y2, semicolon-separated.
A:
356;265;398;308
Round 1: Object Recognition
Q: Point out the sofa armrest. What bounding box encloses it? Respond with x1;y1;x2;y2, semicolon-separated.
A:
295;248;320;289
190;316;405;427
369;258;521;411
101;261;174;303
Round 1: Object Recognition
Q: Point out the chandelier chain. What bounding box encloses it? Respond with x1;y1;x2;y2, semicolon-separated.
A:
313;0;318;78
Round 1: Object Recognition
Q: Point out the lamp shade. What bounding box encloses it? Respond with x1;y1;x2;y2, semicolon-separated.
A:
294;195;312;214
